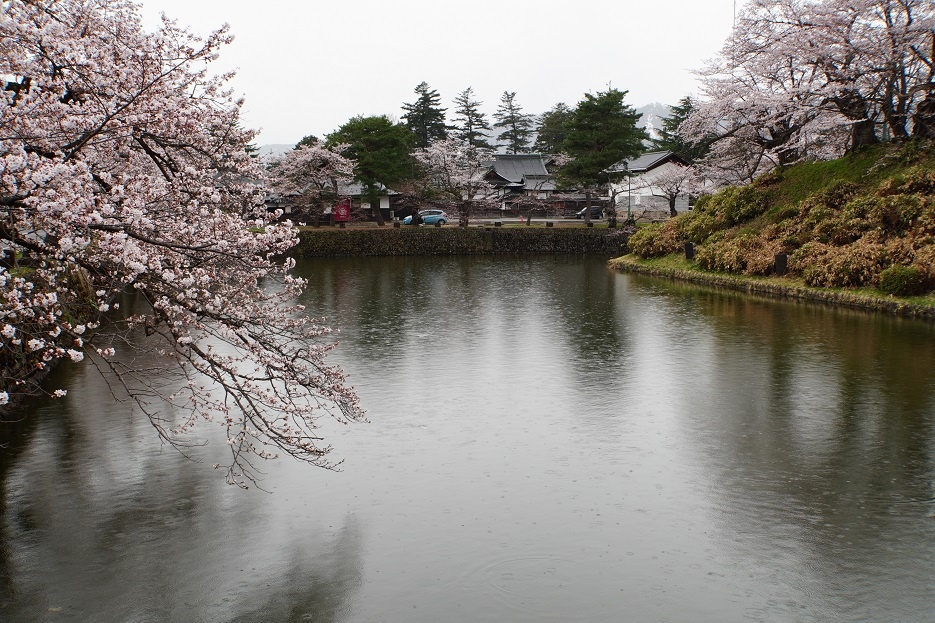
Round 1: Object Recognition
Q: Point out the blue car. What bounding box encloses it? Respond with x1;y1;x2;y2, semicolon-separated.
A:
403;209;449;225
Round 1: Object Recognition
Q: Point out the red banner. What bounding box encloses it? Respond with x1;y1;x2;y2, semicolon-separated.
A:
334;198;351;222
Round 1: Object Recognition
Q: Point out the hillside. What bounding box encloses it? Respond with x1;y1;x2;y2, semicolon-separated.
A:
635;102;670;140
623;142;935;301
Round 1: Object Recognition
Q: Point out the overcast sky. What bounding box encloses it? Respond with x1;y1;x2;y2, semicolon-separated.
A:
139;0;737;146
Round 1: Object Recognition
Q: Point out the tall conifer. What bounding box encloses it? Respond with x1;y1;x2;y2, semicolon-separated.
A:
401;82;448;149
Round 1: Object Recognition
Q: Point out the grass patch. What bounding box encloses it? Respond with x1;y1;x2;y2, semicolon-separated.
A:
624;141;935;298
611;253;935;319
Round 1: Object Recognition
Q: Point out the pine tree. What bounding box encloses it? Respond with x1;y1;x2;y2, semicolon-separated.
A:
401;82;448;149
654;96;709;161
452;87;493;150
493;91;534;154
558;88;647;223
295;134;320;149
327;115;417;226
534;103;574;154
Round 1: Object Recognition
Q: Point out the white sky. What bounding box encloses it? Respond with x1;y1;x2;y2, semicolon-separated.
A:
139;0;737;146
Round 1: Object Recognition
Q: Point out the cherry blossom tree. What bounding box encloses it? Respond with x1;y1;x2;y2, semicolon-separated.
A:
413;138;495;226
683;0;935;183
267;141;355;224
0;0;365;486
631;164;706;218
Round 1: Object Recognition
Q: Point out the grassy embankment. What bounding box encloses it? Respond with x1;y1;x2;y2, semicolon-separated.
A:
610;142;935;319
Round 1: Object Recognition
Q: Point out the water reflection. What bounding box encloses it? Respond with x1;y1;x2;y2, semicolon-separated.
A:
1;256;934;622
0;362;363;622
626;278;935;621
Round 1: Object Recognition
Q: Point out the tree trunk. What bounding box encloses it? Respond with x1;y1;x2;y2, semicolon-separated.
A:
849;119;879;152
669;196;678;218
833;91;878;152
372;201;385;226
364;186;385;226
776;146;799;166
912;93;935;139
584;190;592;225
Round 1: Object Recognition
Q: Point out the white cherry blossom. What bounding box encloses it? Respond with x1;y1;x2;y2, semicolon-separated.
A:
1;0;365;486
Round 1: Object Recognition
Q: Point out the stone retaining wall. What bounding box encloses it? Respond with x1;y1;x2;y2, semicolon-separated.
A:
293;227;630;258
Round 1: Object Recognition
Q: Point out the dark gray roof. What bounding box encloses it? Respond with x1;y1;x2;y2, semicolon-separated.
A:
490;154;550;183
523;174;556;192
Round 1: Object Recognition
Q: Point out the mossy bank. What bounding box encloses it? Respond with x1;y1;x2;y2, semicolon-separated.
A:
613;141;935;320
610;254;935;320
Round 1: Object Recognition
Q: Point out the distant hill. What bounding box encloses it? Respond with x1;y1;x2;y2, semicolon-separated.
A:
635;103;671;141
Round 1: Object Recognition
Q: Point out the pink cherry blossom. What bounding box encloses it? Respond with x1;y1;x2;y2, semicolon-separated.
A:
1;0;365;486
267;141;355;220
682;0;934;185
413;138;497;225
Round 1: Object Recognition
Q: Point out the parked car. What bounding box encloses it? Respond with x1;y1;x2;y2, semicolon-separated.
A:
403;209;449;225
574;206;604;219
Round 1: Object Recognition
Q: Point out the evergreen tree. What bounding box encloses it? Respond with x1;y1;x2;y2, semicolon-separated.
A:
327;115;417;226
653;96;709;160
493;91;534;154
560;88;646;187
534;103;574;154
295;134;320;149
452;87;493;150
401;81;448;149
559;88;647;223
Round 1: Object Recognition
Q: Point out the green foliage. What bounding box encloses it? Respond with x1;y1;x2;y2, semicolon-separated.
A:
769;203;800;222
559;88;647;189
534;103;573;154
653;96;709;161
327;115;416;201
810;209;872;245
679;210;720;243
452;87;492;150
696;185;767;227
758;146;885;208
878;265;926;296
796;180;860;215
627;222;684;258
623;142;935;297
295;134;319;149
401;82;448;148
493;92;535;154
760;219;799;253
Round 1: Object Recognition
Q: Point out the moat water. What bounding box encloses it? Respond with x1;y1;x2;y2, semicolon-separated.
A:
2;255;935;622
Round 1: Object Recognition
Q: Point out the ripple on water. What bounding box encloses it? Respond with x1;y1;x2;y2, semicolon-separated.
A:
459;553;582;616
